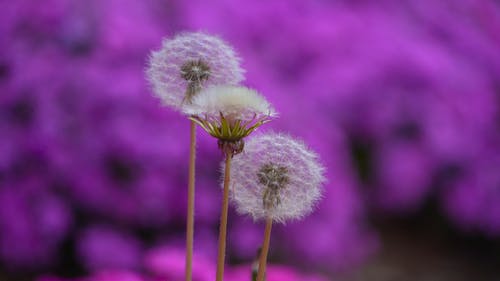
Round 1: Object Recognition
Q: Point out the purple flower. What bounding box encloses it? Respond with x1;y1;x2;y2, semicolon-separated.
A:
0;180;72;269
373;141;434;213
77;226;143;271
442;144;500;236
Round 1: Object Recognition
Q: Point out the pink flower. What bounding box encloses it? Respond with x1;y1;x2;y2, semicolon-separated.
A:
38;246;331;281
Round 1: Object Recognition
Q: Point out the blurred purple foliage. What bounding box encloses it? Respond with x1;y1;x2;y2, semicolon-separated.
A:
1;0;500;277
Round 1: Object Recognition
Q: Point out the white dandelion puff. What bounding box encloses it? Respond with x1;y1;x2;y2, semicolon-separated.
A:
227;133;325;223
185;85;276;155
146;32;244;111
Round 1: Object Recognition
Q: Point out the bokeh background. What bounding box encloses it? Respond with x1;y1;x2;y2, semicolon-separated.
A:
1;0;500;280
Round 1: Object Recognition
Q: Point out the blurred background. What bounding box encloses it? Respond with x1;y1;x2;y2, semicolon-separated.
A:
1;0;500;280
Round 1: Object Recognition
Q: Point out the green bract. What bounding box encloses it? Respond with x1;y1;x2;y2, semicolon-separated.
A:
189;112;271;142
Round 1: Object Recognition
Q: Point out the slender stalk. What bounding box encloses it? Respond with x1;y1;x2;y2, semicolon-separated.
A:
216;152;233;281
256;217;273;281
185;120;196;281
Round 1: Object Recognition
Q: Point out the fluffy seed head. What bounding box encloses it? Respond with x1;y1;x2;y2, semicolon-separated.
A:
184;85;275;121
146;32;244;110
227;133;325;223
185;85;276;154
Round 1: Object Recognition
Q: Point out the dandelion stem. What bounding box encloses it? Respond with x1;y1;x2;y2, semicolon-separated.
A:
256;217;273;281
216;151;233;281
185;120;196;281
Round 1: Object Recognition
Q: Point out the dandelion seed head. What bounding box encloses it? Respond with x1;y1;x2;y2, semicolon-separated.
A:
185;86;276;155
183;85;276;122
227;133;325;223
146;32;244;110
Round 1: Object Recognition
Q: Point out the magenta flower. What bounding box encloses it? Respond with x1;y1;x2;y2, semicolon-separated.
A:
38;246;331;281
